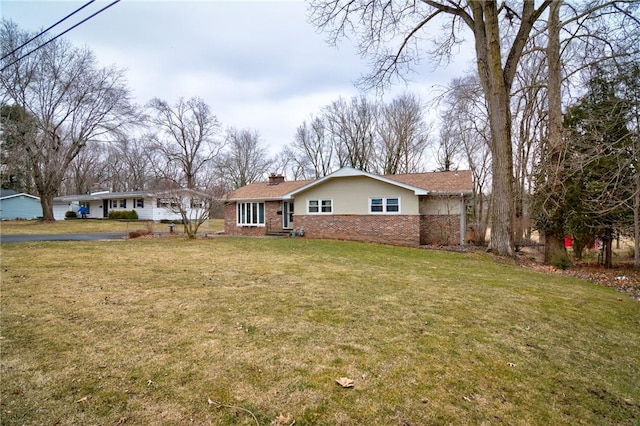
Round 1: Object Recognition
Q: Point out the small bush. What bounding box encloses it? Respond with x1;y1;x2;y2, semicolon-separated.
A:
550;252;573;270
65;211;77;218
108;210;138;220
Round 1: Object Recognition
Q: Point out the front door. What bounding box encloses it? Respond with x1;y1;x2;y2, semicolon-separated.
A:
283;201;293;229
103;201;108;218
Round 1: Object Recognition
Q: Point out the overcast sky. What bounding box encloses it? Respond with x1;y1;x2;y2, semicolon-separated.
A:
2;0;475;156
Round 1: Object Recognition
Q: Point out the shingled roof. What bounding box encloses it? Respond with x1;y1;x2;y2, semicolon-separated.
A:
385;170;473;193
225;179;313;201
225;168;472;201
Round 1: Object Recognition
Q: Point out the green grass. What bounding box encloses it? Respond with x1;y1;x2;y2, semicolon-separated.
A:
1;237;639;425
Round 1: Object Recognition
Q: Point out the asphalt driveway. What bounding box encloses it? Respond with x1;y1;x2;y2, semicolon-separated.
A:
0;233;128;243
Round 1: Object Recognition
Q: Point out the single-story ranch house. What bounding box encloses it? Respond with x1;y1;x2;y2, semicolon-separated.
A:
0;189;42;220
53;189;208;221
224;167;474;247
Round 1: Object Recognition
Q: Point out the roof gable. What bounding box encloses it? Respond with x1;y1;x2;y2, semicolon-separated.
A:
284;167;473;198
0;191;40;201
225;167;473;201
284;167;430;197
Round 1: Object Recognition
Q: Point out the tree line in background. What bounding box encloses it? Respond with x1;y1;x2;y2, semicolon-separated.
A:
308;0;638;266
1;1;639;268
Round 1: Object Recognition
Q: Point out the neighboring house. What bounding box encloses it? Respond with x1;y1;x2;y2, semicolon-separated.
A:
53;189;209;221
0;189;42;220
224;167;474;247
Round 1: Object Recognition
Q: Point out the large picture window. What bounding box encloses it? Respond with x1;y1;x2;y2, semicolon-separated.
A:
237;202;265;226
369;197;400;213
308;199;332;214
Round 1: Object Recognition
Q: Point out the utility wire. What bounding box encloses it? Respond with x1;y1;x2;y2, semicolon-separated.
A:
1;0;121;73
1;0;96;61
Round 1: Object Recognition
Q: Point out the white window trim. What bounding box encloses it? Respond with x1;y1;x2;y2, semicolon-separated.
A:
307;198;333;214
369;196;401;214
236;201;266;226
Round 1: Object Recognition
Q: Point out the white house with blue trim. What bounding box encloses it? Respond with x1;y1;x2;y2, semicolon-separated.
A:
52;189;210;221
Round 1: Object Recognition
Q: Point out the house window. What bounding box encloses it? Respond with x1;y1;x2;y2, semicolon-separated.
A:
308;199;332;214
157;198;178;208
135;198;144;208
237;202;265;226
369;197;400;213
109;199;126;209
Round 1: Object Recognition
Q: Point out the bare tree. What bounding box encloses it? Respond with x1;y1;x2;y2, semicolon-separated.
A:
287;116;334;179
146;97;223;189
510;48;548;246
323;96;377;172
63;141;108;195
216;127;273;189
0;20;136;220
310;0;557;256
436;112;465;172
440;74;492;244
376;93;430;174
102;137;156;191
159;189;217;239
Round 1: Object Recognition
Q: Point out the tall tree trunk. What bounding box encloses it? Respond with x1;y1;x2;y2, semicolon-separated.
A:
472;2;514;256
39;189;56;222
544;1;567;263
604;226;613;269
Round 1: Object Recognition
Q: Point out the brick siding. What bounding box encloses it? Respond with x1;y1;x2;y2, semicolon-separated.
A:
225;202;464;246
294;214;421;247
420;215;461;245
224;201;285;236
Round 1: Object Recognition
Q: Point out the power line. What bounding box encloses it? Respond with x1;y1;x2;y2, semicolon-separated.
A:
1;0;121;72
1;0;96;61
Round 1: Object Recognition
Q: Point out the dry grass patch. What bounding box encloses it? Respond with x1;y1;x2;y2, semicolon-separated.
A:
0;219;224;235
1;238;639;425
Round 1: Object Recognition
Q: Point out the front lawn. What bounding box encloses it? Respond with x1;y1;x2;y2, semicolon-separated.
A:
1;237;638;425
0;218;224;235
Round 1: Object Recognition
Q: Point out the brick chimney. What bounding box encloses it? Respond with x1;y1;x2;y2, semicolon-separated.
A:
268;173;285;185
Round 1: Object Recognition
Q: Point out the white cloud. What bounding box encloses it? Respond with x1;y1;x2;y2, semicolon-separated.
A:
3;0;473;155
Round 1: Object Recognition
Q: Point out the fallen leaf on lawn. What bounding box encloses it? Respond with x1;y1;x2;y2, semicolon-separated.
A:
114;416;127;425
271;413;295;425
335;377;354;388
75;396;90;403
507;362;516;367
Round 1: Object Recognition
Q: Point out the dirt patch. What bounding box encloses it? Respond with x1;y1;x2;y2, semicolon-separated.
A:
423;244;640;301
515;247;640;301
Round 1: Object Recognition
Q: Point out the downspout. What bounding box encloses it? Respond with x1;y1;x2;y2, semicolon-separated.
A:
459;193;466;246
